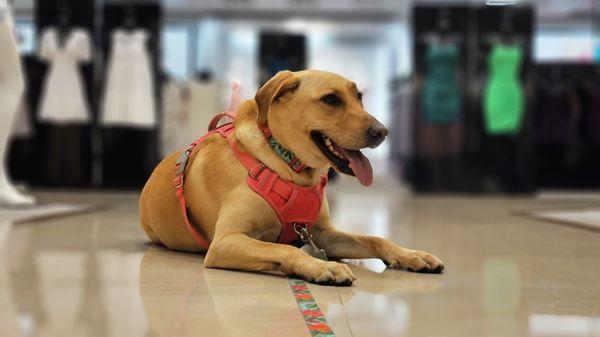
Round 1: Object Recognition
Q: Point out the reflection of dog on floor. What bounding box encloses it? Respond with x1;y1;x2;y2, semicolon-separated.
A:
140;70;444;286
139;246;444;337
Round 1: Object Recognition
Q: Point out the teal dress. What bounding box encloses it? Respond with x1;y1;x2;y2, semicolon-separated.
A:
421;42;462;124
483;44;524;135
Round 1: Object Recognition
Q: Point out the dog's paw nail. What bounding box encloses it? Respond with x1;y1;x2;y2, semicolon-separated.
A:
415;265;444;274
314;277;354;286
338;279;353;287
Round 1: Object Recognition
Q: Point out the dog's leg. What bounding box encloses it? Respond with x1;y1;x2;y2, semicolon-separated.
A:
204;232;356;285
313;228;444;273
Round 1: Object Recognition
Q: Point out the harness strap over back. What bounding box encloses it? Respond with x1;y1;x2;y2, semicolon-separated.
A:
173;114;236;250
173;112;327;250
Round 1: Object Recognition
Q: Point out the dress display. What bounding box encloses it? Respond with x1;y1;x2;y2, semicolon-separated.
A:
483;43;524;135
421;42;462;125
101;28;156;128
38;28;92;124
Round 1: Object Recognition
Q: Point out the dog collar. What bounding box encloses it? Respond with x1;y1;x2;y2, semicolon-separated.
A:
261;127;306;173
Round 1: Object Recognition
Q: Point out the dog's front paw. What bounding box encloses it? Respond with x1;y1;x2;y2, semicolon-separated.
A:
385;250;444;274
297;260;356;286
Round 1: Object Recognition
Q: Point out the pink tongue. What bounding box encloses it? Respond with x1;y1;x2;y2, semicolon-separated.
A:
340;149;373;187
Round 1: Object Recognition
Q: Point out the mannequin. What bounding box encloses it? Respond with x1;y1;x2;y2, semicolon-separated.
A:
0;0;35;205
123;5;138;30
417;8;464;190
482;8;525;135
56;2;72;47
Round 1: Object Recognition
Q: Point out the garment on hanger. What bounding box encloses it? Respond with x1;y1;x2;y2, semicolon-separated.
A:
38;27;92;124
483;43;524;135
101;28;156;128
421;41;462;125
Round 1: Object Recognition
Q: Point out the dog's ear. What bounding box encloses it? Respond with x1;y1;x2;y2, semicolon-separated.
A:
255;70;300;125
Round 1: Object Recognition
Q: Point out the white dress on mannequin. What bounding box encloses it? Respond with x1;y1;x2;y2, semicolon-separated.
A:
101;29;156;128
38;28;92;124
0;0;35;205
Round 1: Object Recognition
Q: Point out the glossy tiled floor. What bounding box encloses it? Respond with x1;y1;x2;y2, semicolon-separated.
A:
1;182;599;337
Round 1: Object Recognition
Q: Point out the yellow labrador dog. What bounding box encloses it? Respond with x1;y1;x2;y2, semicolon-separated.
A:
140;70;444;286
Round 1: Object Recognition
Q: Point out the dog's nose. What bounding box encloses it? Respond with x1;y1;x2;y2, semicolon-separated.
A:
366;123;388;147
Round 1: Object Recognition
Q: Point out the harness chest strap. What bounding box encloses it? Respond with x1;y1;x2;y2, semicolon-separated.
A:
173;112;327;250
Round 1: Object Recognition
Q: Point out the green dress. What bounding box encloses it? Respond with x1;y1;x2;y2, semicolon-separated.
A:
421;42;462;124
483;44;524;135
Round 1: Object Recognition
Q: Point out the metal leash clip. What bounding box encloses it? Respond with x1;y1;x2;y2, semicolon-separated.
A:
293;223;328;261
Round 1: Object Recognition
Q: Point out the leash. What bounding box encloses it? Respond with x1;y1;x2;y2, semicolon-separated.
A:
170;274;335;337
288;278;336;337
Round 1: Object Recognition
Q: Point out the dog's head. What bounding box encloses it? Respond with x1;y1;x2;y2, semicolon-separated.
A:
255;70;388;186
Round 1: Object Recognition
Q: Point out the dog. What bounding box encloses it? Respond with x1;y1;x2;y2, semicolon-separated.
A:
139;70;444;286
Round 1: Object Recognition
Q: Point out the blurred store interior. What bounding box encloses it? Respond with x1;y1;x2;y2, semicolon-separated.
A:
1;0;599;195
1;0;600;336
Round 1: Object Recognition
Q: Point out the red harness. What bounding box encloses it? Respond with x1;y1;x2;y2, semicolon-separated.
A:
173;112;327;250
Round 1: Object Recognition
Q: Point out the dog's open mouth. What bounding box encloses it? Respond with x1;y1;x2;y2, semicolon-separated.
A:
311;131;373;186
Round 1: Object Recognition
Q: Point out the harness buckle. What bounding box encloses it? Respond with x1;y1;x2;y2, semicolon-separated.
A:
293;223;310;241
248;162;266;179
174;176;184;189
293;223;328;261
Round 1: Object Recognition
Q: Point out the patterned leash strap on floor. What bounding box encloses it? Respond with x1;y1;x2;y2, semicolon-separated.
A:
288;278;335;337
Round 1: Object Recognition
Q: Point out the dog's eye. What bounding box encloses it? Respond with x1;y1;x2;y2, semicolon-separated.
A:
357;92;363;101
321;94;342;106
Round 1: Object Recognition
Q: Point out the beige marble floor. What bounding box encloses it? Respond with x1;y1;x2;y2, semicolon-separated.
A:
0;183;599;337
526;207;600;231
